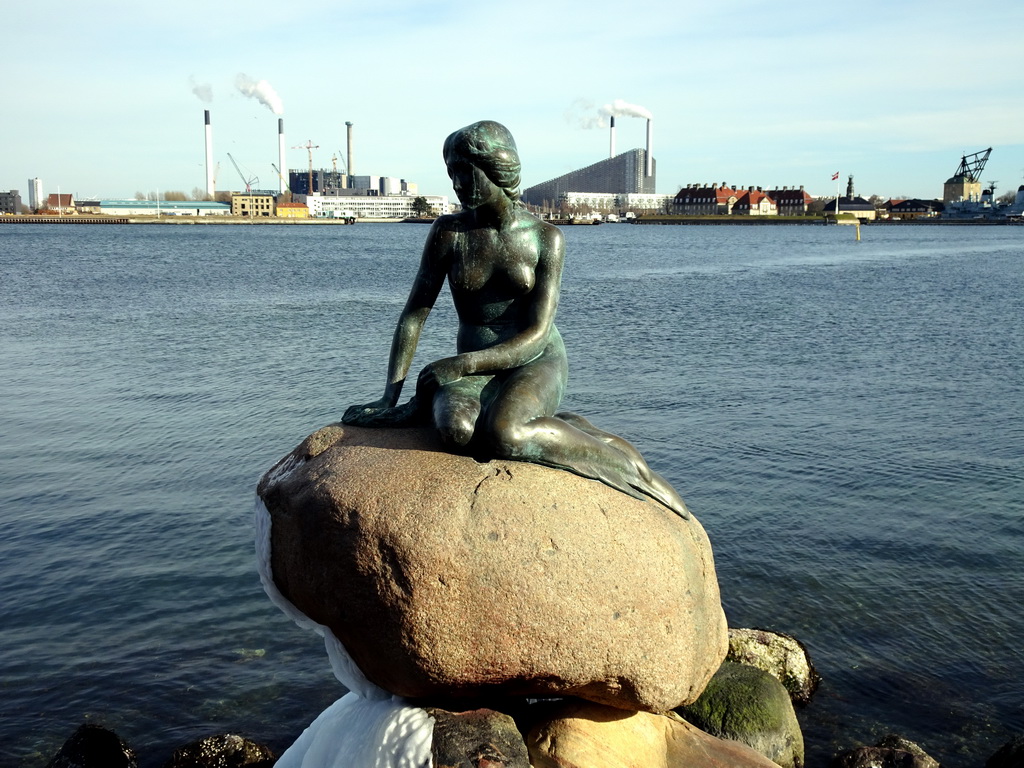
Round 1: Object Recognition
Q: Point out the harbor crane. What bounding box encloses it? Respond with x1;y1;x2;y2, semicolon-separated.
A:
293;139;319;195
271;163;289;193
952;148;992;182
227;153;257;194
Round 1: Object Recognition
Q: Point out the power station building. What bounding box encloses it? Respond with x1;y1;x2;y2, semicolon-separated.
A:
287;170;418;197
521;149;655;209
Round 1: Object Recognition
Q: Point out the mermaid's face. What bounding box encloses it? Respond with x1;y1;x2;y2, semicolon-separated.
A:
446;153;499;210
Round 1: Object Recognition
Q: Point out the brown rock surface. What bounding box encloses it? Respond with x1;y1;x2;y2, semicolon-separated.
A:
258;423;727;712
527;700;780;768
426;708;530;768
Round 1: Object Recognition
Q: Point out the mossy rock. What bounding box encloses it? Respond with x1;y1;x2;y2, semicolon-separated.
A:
727;627;820;706
677;661;804;768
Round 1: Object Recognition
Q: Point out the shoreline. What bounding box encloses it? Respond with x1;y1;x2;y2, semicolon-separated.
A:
630;215;1020;225
0;214;404;225
4;213;1019;226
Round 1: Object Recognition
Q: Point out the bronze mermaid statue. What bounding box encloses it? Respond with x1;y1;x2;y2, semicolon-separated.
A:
343;120;689;519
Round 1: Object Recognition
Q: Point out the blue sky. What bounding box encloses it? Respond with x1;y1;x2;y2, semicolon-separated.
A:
3;0;1023;202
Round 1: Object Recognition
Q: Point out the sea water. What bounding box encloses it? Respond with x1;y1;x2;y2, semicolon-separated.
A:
1;222;1021;766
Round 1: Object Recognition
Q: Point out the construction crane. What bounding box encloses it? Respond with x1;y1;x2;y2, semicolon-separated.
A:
271;163;289;193
227;153;257;193
293;139;319;195
952;148;992;182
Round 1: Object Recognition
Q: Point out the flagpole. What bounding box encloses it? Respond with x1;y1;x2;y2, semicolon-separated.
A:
836;171;841;216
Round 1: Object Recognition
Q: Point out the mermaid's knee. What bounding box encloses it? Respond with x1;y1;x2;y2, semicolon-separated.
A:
486;418;533;460
436;414;476;450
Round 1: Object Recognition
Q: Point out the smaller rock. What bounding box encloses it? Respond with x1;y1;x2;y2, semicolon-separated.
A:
677;661;804;768
830;734;940;768
46;724;137;768
727;627;821;705
426;708;530;768
987;735;1024;768
527;699;779;768
163;733;275;768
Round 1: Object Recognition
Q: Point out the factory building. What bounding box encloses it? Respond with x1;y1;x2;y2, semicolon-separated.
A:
97;200;231;216
288;170;418;198
0;190;22;215
521;149;655;208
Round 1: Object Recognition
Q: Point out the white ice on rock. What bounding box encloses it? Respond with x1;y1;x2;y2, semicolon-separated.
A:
255;496;434;768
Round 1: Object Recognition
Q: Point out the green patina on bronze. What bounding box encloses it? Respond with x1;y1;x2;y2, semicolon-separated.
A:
343;120;688;519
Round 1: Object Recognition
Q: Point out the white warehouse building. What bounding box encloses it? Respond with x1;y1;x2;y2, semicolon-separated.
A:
558;191;676;212
304;193;450;220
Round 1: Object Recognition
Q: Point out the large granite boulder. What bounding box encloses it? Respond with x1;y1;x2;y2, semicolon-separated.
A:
526;700;780;768
258;423;727;712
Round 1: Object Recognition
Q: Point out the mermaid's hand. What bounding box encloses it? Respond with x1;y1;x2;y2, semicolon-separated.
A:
342;398;392;425
417;357;465;394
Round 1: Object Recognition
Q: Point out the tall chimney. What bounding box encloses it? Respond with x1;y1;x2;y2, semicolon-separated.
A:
204;110;214;198
609;115;616;158
278;118;286;195
645;118;653;178
346;121;354;179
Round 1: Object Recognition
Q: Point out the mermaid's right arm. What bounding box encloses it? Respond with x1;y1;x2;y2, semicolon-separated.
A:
343;221;450;422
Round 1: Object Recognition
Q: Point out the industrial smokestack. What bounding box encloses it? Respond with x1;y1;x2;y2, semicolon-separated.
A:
645;118;653;178
204;110;214;198
346;121;354;179
278;118;286;194
609;115;616;158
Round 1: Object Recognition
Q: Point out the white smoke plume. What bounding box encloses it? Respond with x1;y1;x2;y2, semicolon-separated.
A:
235;73;284;115
190;77;213;103
566;98;653;129
600;99;653;121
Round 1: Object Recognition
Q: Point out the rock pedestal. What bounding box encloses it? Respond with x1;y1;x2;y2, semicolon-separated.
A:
526;701;781;768
257;423;728;713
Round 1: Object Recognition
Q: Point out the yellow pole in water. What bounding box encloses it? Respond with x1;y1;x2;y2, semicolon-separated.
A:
856;221;861;241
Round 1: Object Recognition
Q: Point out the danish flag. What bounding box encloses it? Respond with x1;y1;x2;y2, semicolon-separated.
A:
831;172;840;181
